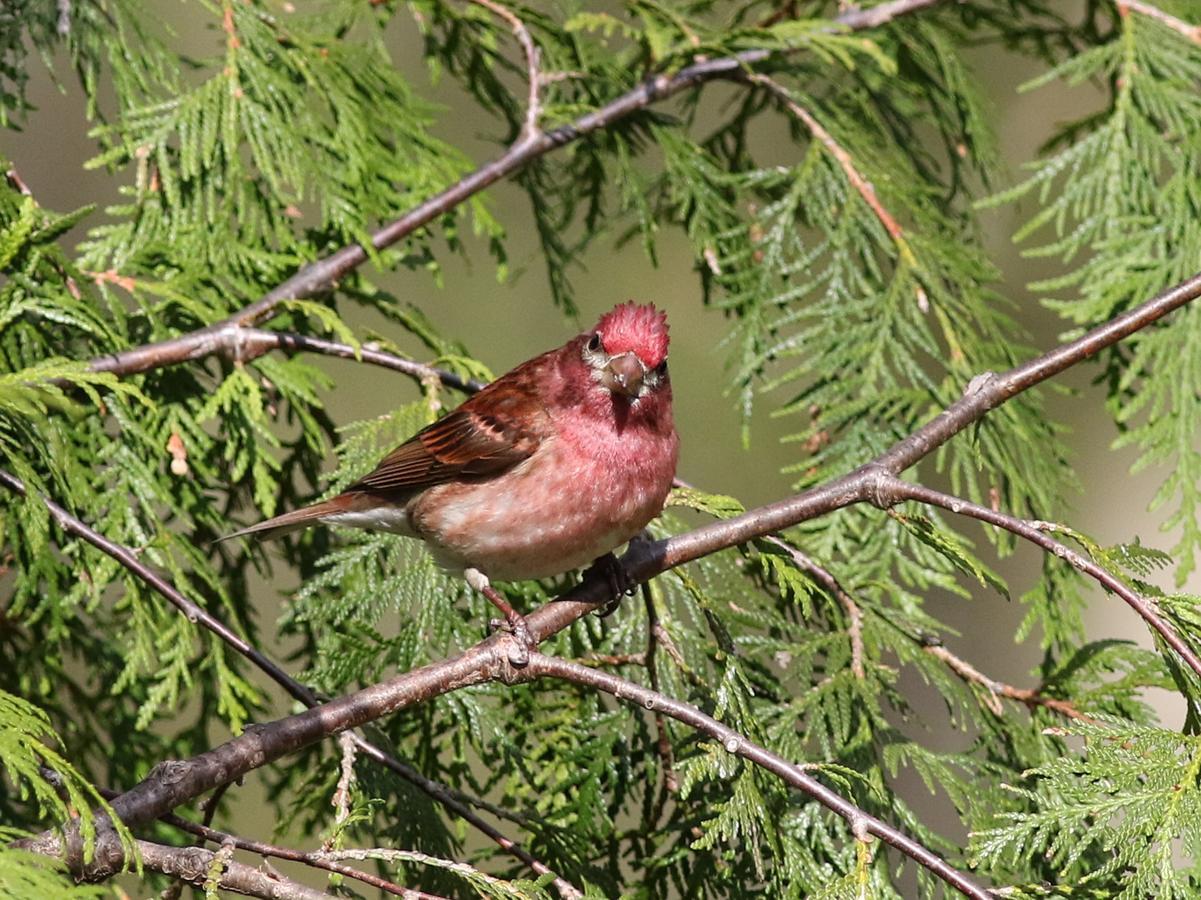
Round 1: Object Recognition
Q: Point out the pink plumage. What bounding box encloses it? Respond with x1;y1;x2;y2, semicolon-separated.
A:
594;301;670;368
225;300;679;588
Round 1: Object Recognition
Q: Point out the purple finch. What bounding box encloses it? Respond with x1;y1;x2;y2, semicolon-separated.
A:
226;302;679;663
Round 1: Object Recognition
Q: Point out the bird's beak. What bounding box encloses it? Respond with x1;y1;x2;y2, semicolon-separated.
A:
602;352;646;398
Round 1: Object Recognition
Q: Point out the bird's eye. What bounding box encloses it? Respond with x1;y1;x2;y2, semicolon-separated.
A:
655;359;668;377
588;332;603;352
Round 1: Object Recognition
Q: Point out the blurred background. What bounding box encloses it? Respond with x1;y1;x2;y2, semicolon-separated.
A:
5;0;1193;884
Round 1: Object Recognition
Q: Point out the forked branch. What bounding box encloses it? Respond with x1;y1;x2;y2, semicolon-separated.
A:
876;477;1201;678
82;0;945;381
22;267;1201;897
524;653;991;900
471;0;543;139
0;471;580;899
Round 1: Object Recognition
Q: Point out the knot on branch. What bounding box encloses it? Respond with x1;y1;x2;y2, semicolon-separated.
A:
861;467;904;509
494;638;537;686
963;371;997;398
167;845;213;881
70;822;127;882
148;758;190;785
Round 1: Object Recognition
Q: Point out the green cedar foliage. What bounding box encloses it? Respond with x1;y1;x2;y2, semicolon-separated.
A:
2;0;1201;897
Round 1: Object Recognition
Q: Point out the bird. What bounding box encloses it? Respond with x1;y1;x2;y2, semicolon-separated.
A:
223;301;679;664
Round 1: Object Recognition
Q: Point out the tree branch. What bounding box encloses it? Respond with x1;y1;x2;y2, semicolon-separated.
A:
99;790;445;899
660;269;1201;575
135;838;333;900
876;476;1201;680
0;469;579;899
919;639;1090;721
4;162;34;196
749;73;915;268
471;0;543;139
1118;0;1201;42
17;266;1201;893
764;536;1086;718
248;328;487;392
764;535;866;678
82;0;945;381
86;323;485;392
523;653;991;900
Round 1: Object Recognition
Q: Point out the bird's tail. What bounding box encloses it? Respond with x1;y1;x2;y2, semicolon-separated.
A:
216;499;347;543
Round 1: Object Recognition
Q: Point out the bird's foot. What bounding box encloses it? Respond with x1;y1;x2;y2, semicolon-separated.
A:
585;551;638;618
467;567;535;667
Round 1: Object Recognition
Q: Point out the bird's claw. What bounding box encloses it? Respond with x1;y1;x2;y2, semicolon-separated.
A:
586;552;638;617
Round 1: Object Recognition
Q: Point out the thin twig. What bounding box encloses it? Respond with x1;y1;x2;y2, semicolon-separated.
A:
876;477;1201;681
0;470;580;899
471;0;543;139
200;780;233;829
643;584;679;814
82;0;944;381
4;164;33;196
525;653;990;900
135;838;331;900
21;267;1201;894
1118;0;1201;42
765;536;865;678
749;74;912;263
324;732;357;851
84;323;485;393
241;328;487;391
97;788;441;899
921;641;1089;721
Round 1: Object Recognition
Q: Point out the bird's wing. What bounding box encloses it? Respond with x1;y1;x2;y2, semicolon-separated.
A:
348;380;547;496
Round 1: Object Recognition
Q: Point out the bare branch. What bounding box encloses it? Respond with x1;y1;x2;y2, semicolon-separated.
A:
324;732;357;851
765;536;865;679
18;267;1201;893
136;839;332;900
1119;0;1201;42
255;329;487;392
471;0;543;139
524;653;991;900
0;469;579;899
749;74;915;271
4;163;33;196
876;477;1201;680
200;780;233;830
756;508;1087;725
82;0;945;381
660;270;1201;577
100;789;445;899
921;641;1090;721
85;323;485;393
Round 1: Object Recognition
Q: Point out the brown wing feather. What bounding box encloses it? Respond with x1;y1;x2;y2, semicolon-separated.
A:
222;351;552;542
347;374;548;497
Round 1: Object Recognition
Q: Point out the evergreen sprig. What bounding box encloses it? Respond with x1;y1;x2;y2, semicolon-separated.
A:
5;0;1201;896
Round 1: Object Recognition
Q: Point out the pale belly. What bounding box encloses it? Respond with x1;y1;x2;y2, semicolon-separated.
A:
405;435;672;581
